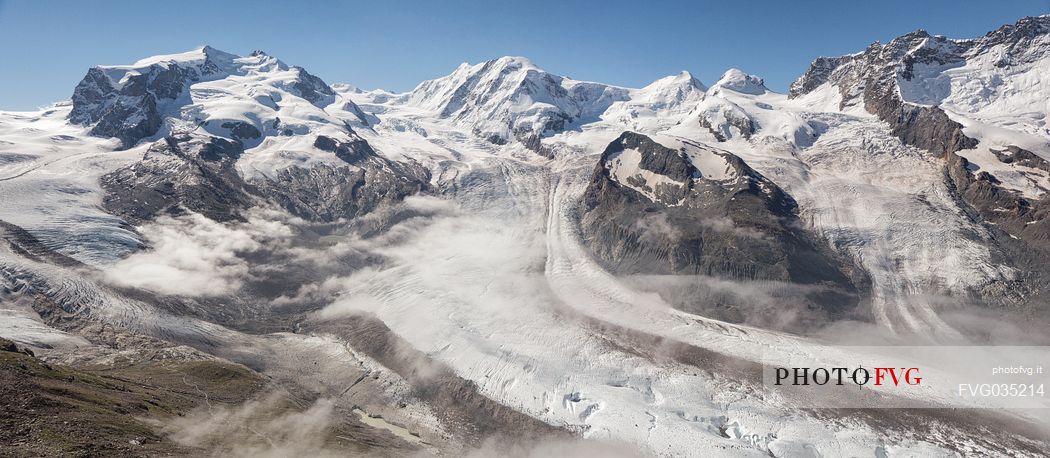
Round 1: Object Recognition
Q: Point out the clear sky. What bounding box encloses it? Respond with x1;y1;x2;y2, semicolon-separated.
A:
1;0;1048;110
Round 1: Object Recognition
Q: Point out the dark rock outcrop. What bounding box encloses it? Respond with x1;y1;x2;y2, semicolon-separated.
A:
697;108;754;142
255;162;429;223
580;132;867;328
991;146;1050;173
68;54;224;149
944;152;1050;310
254;135;430;222
787;56;845;98
100;135;258;224
289;66;336;107
946;153;1050;252
313;134;377;164
863;82;977;157
220;121;262;141
69;67;166;149
513;128;556;158
790;30;977;157
101;133;432;226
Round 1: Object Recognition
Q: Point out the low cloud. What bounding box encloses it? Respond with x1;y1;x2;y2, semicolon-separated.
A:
101;208;296;297
635;213;681;243
98;195;466;302
634;213;766;243
164;390;643;457
272;275;352;307
165;392;343;457
457;436;643;458
308;194;550;321
312;286;386;319
622;273;858;333
699;216;767;240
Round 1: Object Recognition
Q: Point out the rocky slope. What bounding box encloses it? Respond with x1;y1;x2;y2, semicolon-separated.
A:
787;30;978;156
579;132;866;328
791;15;1050;311
67;48;434;227
101;132;430;225
0;335;419;457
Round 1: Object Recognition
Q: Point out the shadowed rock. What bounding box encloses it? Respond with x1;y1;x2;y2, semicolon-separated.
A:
101;134;257;224
580;132;868;330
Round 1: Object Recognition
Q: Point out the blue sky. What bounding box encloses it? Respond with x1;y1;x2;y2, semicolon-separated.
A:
1;0;1048;110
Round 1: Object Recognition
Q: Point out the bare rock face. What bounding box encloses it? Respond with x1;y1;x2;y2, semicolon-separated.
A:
101;133;432;226
580;132;867;329
947;153;1050;252
69;67;164;149
790;30;977;157
787;56;845;97
873;95;974;158
220;121;262;141
68;54;223;149
255;140;431;223
945;152;1050;310
101;134;258;224
289;66;336;107
696;107;754;142
312;134;377;164
991;146;1050;173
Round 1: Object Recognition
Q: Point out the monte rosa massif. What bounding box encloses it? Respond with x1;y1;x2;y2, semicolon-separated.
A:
1;15;1050;457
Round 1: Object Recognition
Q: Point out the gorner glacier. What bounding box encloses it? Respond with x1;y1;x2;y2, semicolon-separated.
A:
3;15;1050;457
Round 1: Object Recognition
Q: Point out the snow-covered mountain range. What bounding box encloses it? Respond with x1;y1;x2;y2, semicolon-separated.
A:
2;15;1050;457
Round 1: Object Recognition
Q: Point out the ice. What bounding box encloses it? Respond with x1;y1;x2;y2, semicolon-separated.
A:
0;107;142;264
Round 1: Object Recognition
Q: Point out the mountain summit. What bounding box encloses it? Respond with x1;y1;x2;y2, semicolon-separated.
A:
68;46;361;150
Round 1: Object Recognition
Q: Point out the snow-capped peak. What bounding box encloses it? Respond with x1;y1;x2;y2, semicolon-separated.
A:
641;71;706;93
66;46;368;156
596;71;707;132
489;55;539;71
709;68;767;95
395;56;630;148
90;45;290;93
786;15;1050;198
108;45;235;70
402;55;552;115
630;70;707;108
